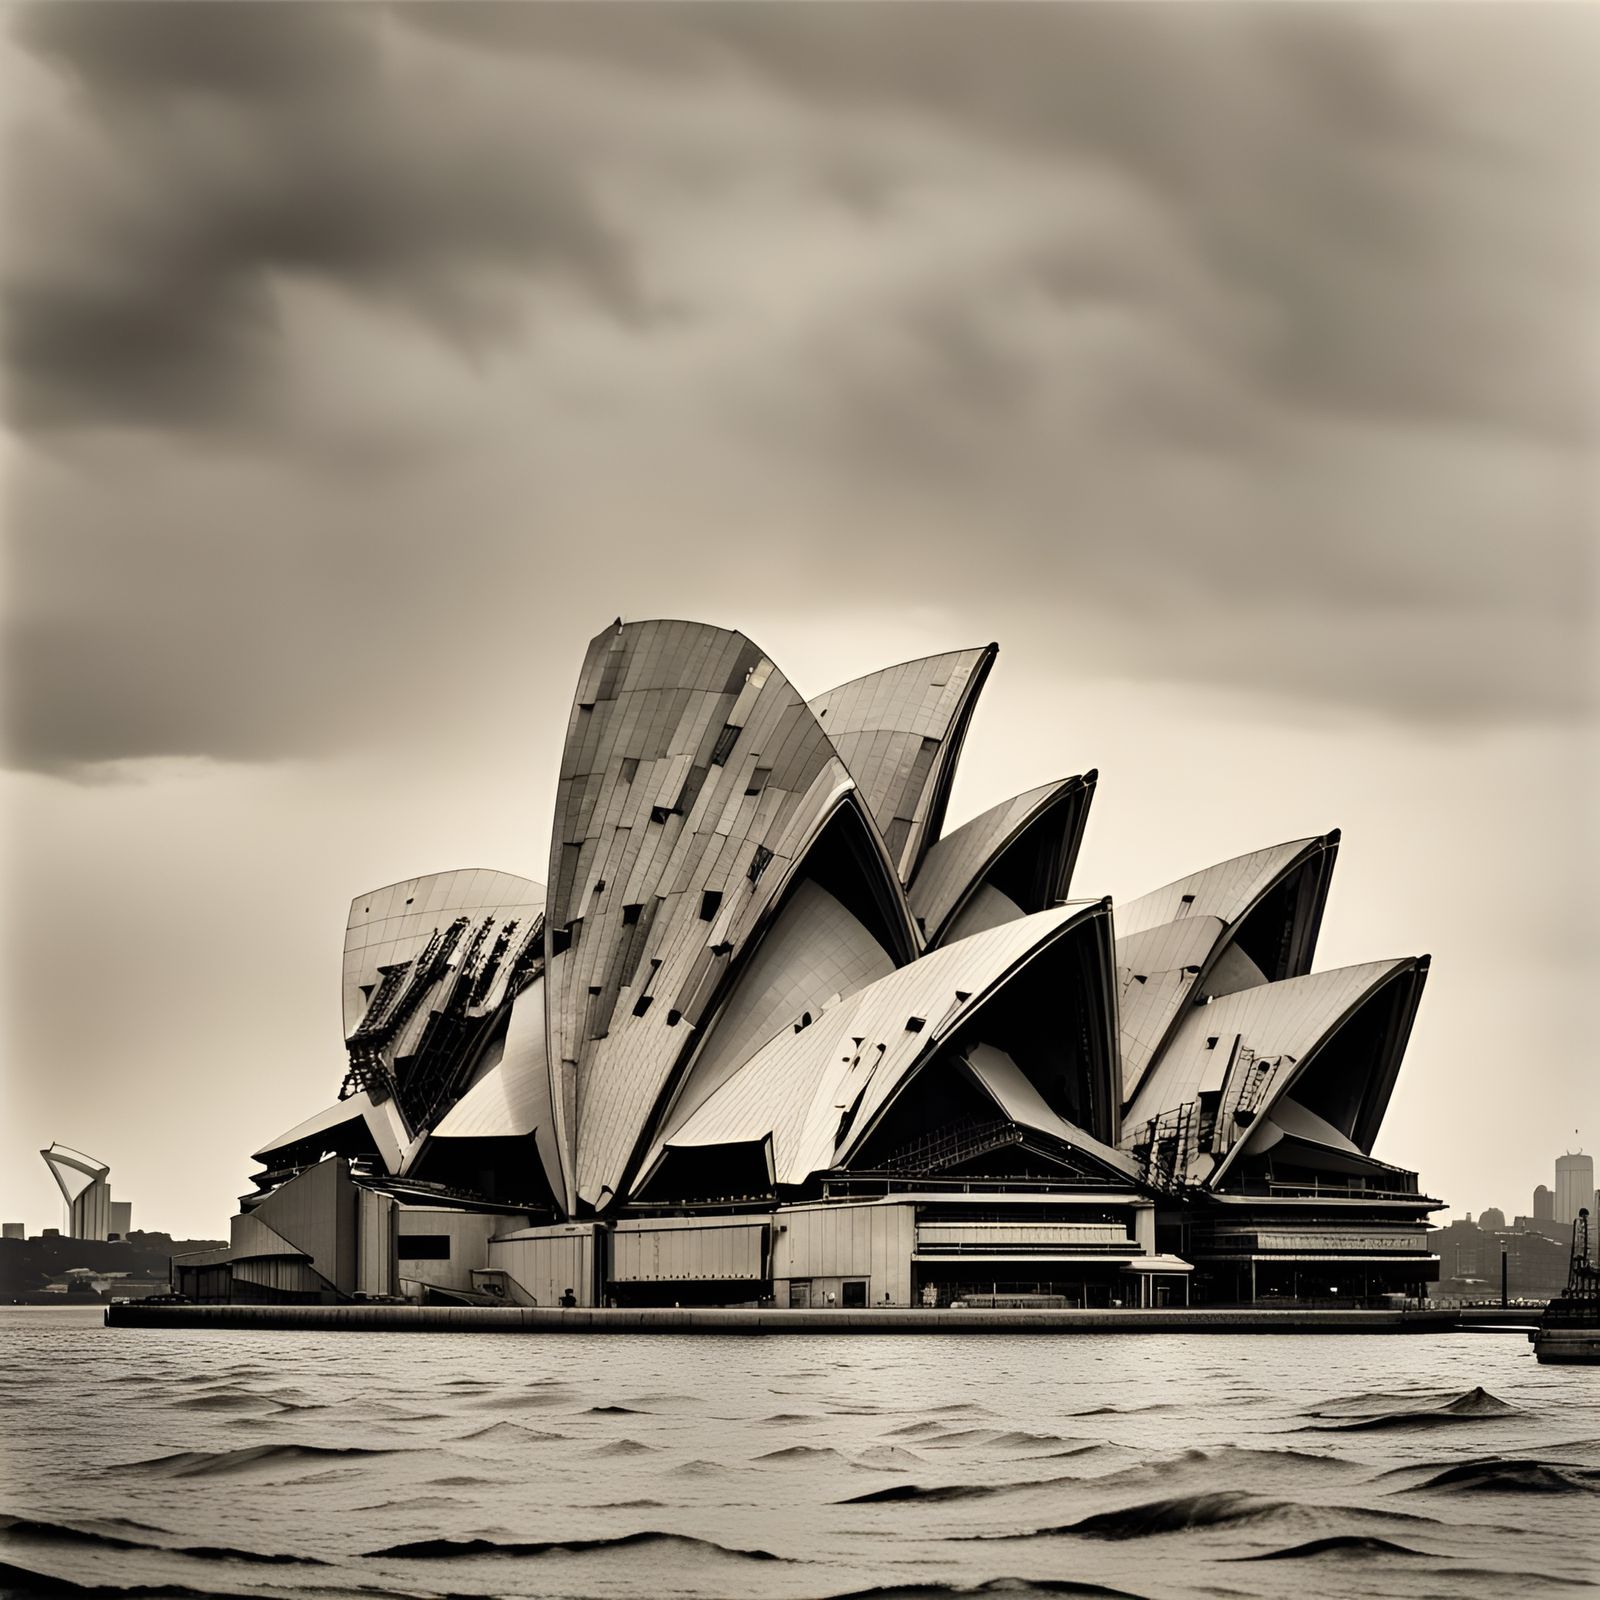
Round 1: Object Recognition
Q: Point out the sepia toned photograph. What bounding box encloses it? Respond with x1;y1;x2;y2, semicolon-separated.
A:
1;3;1596;1598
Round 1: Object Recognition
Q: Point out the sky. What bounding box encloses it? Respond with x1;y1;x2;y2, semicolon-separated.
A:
1;2;1595;1240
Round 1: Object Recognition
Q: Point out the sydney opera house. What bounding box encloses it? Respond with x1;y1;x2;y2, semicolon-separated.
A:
177;621;1440;1310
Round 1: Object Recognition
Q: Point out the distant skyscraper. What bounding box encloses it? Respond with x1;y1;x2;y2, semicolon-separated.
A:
109;1201;132;1239
1534;1184;1554;1221
1;1223;23;1240
1554;1152;1594;1227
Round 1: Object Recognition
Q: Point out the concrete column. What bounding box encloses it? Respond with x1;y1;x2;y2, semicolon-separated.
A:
1133;1203;1156;1255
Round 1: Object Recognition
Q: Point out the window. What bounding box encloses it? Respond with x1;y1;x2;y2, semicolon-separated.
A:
842;1280;868;1308
747;845;773;884
699;890;722;922
620;757;639;783
622;903;643;925
398;1235;451;1260
905;1016;925;1033
710;723;741;766
745;767;771;798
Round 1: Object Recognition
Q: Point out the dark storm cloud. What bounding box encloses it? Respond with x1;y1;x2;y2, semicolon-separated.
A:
1;2;1594;776
5;2;643;430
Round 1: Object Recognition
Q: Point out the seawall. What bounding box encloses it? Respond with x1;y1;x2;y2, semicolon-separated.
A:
103;1303;1494;1335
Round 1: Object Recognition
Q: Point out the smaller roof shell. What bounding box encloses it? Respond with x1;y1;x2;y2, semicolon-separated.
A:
807;645;997;885
909;774;1094;947
647;901;1121;1188
342;869;545;1038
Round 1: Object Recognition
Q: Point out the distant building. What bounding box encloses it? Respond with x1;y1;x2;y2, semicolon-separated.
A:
109;1201;132;1239
2;1224;23;1240
1534;1184;1554;1221
1555;1153;1594;1227
1429;1216;1569;1302
1478;1207;1506;1230
39;1145;114;1240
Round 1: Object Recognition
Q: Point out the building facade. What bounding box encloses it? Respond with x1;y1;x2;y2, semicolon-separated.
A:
177;621;1441;1310
1555;1153;1595;1228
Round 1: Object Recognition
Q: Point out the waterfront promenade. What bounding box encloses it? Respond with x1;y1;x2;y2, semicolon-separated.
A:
104;1301;1525;1334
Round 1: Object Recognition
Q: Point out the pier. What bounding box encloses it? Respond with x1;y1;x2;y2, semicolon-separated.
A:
103;1302;1515;1334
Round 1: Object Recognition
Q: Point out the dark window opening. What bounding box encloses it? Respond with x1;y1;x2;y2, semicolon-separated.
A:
842;1280;868;1308
747;844;774;884
905;1016;925;1033
710;723;741;766
398;1235;451;1260
666;1009;682;1026
745;767;771;798
622;903;642;925
650;804;673;825
1180;893;1196;905
700;890;723;922
620;757;639;783
632;994;653;1017
1133;974;1148;985
551;923;574;956
1205;1036;1219;1050
710;941;733;957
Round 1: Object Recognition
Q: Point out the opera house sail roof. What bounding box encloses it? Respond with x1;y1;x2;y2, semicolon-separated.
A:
245;616;1433;1253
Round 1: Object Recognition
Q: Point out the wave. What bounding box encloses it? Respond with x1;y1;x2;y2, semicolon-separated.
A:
0;1515;324;1565
0;1562;244;1599
1406;1457;1600;1495
585;1403;644;1414
102;1443;397;1478
820;1580;1145;1599
164;1392;285;1413
1304;1386;1521;1431
590;1438;657;1457
1002;1490;1441;1541
456;1421;567;1442
1062;1403;1174;1417
756;1444;848;1463
366;1530;783;1561
841;1482;1017;1505
1232;1535;1427;1561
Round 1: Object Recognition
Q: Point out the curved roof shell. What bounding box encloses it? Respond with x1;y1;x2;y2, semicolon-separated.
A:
644;901;1126;1189
807;645;997;885
1122;954;1429;1190
909;774;1096;947
1115;834;1339;1110
545;620;919;1212
342;869;545;1039
40;1144;108;1203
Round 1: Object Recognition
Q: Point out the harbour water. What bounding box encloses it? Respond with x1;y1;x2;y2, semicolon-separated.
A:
1;1306;1595;1599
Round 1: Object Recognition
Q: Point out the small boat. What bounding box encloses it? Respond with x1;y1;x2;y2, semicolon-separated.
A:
1531;1207;1600;1364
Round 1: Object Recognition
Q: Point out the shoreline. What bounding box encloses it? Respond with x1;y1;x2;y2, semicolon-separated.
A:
102;1303;1531;1334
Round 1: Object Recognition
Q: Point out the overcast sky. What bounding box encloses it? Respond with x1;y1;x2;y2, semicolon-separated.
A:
2;2;1595;1240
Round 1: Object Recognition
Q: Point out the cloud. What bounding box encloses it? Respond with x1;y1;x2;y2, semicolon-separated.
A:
1;2;1593;777
4;2;644;431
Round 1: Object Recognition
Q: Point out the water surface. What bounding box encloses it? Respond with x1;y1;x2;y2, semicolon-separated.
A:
1;1307;1595;1599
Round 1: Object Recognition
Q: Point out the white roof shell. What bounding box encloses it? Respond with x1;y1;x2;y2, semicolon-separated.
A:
909;775;1092;946
545;621;918;1212
648;902;1126;1188
342;869;545;1038
807;645;996;884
